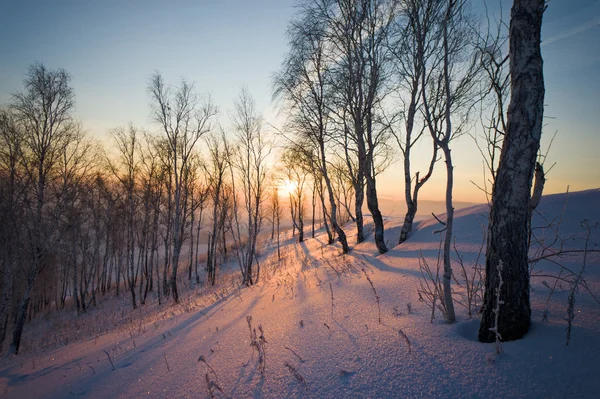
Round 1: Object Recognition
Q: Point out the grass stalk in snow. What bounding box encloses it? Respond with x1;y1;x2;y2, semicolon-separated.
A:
199;354;226;398
284;346;305;363
285;362;307;389
329;282;335;318
362;268;381;324
452;232;485;318
164;352;171;372
566;220;596;345
490;260;504;354
103;349;115;371
398;329;412;354
417;244;446;322
204;373;226;398
246;316;267;375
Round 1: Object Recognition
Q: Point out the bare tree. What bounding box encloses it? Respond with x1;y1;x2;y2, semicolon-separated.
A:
107;125;141;309
479;0;546;343
55;130;97;315
0;109;25;351
470;4;510;202
204;132;231;286
188;174;208;283
148;73;216;303
420;0;479;323
388;0;441;244
280;146;309;243
323;0;397;253
269;186;283;261
9;63;77;354
274;6;350;253
137;134;162;303
229;88;272;285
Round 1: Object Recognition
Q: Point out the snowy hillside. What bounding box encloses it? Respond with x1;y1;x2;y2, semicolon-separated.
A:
1;189;599;398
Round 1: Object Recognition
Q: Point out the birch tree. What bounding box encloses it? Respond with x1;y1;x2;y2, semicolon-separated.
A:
479;0;546;342
149;73;216;303
0;109;25;351
274;6;350;253
420;0;479;323
107;125;141;309
205;133;231;286
389;0;442;244
229;89;271;285
9;63;77;354
324;0;397;253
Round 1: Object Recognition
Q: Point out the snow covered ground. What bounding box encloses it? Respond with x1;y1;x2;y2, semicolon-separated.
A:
1;189;598;398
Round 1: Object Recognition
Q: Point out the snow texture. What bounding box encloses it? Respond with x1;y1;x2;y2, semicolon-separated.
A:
1;189;599;398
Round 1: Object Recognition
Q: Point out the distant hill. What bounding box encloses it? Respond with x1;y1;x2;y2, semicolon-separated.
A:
377;196;480;218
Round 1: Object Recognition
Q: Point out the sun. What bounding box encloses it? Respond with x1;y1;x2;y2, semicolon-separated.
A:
279;179;298;195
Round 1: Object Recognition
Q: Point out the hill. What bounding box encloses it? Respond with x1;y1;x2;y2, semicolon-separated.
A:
1;189;598;398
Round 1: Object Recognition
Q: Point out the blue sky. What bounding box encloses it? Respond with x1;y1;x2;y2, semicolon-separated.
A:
0;0;598;201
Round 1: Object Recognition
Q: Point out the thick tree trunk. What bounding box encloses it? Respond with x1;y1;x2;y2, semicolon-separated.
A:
298;211;304;243
320;142;349;254
9;268;36;355
399;199;415;244
354;185;365;244
365;173;388;254
479;0;545;343
365;111;387;254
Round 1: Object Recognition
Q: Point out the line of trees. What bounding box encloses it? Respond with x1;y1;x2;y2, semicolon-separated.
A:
275;0;547;340
0;67;284;354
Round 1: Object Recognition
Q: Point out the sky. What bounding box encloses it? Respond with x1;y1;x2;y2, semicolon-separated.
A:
0;0;598;203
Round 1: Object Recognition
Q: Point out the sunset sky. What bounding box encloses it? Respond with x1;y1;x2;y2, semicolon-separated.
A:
0;0;598;202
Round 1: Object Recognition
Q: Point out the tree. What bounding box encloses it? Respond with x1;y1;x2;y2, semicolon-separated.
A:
188;174;208;284
324;0;397;253
274;6;350;253
58;132;97;314
388;0;441;244
9;63;77;354
281;145;309;243
470;5;510;202
269;186;283;261
479;0;546;343
148;73;216;303
0;109;25;351
229;88;271;285
419;0;479;323
107;125;141;309
204;132;231;286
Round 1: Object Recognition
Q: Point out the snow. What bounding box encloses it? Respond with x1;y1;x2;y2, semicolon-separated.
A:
1;189;599;398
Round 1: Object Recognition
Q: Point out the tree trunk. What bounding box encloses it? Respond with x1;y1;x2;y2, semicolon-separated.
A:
320;142;349;254
479;0;545;343
441;145;457;323
194;206;203;284
354;178;365;244
9;269;36;355
318;183;334;245
365;172;387;254
311;183;316;238
0;255;14;351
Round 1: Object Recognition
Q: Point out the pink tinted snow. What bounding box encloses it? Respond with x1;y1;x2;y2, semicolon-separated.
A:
1;189;598;398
